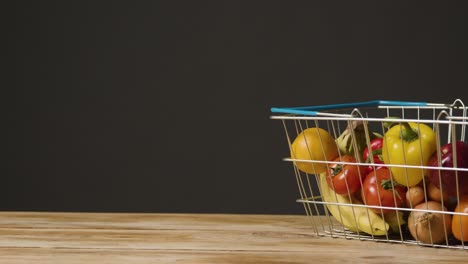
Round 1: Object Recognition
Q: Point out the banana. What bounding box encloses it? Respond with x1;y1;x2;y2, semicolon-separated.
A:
336;120;382;162
319;173;389;236
321;122;406;236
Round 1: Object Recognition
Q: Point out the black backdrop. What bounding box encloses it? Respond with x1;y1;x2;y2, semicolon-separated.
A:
4;1;468;214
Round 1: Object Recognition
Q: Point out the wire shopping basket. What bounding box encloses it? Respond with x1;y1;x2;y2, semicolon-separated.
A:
270;99;468;250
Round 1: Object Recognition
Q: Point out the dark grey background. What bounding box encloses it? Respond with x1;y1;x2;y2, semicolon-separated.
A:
4;1;468;214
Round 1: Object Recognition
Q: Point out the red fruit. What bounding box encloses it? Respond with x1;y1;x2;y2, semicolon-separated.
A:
361;168;406;213
427;141;468;196
362;138;384;175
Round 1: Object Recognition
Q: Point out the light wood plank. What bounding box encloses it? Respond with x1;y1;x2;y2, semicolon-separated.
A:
0;212;466;264
0;212;313;231
0;247;465;264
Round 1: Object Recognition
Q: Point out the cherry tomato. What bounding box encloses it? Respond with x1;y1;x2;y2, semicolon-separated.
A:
452;196;468;241
361;168;406;213
362;138;384;174
326;155;365;195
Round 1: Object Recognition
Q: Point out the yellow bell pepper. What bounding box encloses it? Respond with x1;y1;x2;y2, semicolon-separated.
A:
382;122;436;187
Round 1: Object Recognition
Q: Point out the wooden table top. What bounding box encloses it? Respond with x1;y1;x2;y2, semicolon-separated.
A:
0;212;466;263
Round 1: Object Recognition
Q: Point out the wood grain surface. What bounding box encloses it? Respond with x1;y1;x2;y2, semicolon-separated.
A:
0;212;466;263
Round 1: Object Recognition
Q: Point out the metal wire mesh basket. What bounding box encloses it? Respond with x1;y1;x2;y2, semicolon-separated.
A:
270;99;468;250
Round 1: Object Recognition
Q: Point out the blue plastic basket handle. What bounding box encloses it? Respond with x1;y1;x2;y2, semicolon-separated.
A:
270;100;428;116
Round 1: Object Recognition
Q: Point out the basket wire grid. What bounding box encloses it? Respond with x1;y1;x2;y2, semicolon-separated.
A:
271;99;468;250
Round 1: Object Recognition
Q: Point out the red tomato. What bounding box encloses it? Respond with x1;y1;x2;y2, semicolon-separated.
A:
326;155;365;195
361;168;406;213
362;138;384;174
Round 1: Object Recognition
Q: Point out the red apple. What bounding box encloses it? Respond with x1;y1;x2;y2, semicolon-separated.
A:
427;141;468;196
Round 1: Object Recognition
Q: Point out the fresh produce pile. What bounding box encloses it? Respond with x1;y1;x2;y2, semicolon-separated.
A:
290;121;468;245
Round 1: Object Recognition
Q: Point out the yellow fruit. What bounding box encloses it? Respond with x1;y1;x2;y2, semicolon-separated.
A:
290;128;339;174
319;173;389;236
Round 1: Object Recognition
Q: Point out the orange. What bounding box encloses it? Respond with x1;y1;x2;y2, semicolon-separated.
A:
452;197;468;241
290;128;339;174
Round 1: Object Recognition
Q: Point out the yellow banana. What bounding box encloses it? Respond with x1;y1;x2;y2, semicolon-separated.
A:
321;123;405;236
319;173;389;236
335;120;382;162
